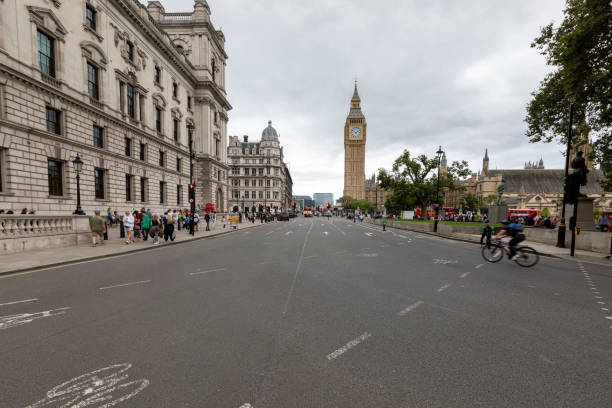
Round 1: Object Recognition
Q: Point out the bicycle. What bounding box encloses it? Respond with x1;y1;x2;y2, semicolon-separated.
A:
481;239;539;267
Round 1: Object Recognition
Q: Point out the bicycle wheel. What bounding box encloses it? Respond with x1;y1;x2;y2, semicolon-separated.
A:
514;246;539;267
481;243;503;263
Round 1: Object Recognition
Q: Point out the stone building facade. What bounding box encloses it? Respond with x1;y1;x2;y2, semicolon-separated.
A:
0;0;230;215
364;175;392;212
227;121;292;213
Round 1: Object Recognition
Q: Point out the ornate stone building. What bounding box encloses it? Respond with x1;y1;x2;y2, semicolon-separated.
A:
364;174;392;212
343;82;366;200
0;0;230;215
227;121;292;213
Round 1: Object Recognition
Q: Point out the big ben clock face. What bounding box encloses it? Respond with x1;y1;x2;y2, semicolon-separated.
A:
350;127;361;138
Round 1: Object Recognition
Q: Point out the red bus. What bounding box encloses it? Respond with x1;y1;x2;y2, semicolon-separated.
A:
508;209;538;219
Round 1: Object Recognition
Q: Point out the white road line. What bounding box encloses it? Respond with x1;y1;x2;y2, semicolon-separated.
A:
240;404;253;408
323;231;329;236
99;280;151;290
475;264;483;269
605;316;612;320
264;230;274;236
398;235;407;239
398;300;424;316
285;231;293;235
0;298;38;307
0;307;71;330
437;283;452;292
460;271;472;278
364;232;373;237
327;332;371;361
190;268;226;276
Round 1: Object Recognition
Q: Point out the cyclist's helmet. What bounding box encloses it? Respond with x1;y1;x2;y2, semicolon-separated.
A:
501;220;510;225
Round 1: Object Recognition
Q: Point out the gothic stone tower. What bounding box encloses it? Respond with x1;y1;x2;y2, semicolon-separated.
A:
343;82;367;200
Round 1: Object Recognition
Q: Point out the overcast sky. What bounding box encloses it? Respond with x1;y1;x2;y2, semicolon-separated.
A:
152;0;566;201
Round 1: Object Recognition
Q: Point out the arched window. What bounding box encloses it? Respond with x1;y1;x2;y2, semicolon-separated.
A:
176;45;184;54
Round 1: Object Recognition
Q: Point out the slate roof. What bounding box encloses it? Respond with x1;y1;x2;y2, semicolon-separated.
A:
487;169;605;194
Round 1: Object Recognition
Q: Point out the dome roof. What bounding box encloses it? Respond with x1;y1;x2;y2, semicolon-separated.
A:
262;120;279;140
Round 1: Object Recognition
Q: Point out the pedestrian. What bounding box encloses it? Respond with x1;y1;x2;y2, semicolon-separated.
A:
119;213;125;238
164;211;175;242
123;210;134;244
204;212;211;231
194;211;200;231
89;210;106;246
133;210;141;239
222;215;226;229
151;215;161;245
598;213;610;232
480;219;493;247
212;211;217;230
141;209;150;241
172;209;179;229
107;207;114;228
177;210;183;231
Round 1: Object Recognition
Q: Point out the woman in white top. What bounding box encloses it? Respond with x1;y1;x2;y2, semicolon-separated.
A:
123;210;135;244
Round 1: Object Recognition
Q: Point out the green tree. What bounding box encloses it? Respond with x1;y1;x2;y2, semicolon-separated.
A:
378;150;470;214
460;193;479;212
526;0;612;189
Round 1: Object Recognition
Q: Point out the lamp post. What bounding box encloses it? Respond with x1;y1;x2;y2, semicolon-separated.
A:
434;146;444;232
186;121;195;236
72;154;85;215
557;94;574;247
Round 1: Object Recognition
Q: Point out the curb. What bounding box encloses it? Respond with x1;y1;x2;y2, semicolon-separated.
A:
0;222;267;278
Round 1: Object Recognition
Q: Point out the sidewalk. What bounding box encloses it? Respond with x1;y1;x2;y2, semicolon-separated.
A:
0;220;266;276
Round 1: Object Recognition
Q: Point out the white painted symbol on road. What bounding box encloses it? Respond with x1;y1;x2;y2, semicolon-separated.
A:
0;307;70;330
25;363;149;408
434;259;458;264
285;231;293;235
475;264;483;269
190;268;226;276
264;230;274;236
323;231;329;235
243;231;251;235
364;232;373;237
360;253;379;257
398;300;424;316
327;332;371;360
99;280;151;291
0;298;38;307
240;404;253;408
398;235;407;239
460;271;472;278
437;283;452;292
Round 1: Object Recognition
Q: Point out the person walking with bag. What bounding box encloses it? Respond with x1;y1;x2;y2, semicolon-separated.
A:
164;211;175;242
123;210;134;244
141;210;150;241
89;210;106;247
151;215;161;245
204;212;211;231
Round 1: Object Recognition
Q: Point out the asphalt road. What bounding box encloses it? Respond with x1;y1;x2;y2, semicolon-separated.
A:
1;217;611;408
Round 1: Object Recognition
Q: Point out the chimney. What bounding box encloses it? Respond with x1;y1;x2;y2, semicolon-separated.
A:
243;135;248;143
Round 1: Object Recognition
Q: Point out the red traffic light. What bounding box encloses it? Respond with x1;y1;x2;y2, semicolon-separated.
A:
189;184;195;189
189;198;194;203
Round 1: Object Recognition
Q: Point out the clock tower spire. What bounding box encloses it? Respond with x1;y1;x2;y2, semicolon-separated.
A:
343;81;367;201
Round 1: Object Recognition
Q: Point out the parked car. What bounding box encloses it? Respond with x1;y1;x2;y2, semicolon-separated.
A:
288;211;297;218
278;212;290;221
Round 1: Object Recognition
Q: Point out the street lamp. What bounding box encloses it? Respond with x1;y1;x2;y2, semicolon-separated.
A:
557;93;574;247
186;121;196;236
434;145;444;232
72;154;85;215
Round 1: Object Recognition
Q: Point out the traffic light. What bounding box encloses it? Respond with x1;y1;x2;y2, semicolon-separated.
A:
188;183;196;203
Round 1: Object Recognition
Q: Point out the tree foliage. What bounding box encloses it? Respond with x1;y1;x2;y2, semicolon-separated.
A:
378;150;470;214
526;0;611;189
339;195;374;213
460;193;479;212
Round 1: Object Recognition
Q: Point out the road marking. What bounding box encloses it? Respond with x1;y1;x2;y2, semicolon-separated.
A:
364;232;373;237
264;230;274;236
475;264;483;269
0;298;38;307
398;300;424;316
323;231;329;236
0;307;70;330
605;316;612;320
460;271;472;278
190;268;226;276
243;231;251;235
99;280;151;290
434;259;458;264
25;363;149;408
327;332;371;361
437;283;452;292
539;355;554;365
321;223;325;226
360;253;379;257
285;231;293;235
240;404;253;408
398;235;407;238
602;308;609;311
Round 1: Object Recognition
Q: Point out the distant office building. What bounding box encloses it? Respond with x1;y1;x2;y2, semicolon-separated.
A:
313;193;334;209
294;195;314;209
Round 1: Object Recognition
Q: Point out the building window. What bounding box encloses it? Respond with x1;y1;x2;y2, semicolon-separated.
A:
125;174;133;201
244;168;249;176
252;191;256;199
159;181;165;204
231;167;239;175
215;139;220;157
177;185;182;204
187;96;192;110
140;177;147;202
159;151;164;167
176;45;184;54
37;30;55;77
244;180;249;187
155;107;162;133
244;191;249;199
176;158;182;173
259;168;264;176
85;5;96;30
93;125;103;148
47;159;63;196
173;119;179;142
124;137;131;157
259;191;263;199
233;190;239;199
139;95;145;122
273;191;279;199
87;63;99;100
126;41;134;61
45;107;61;134
266;191;270;199
126;84;134;118
172;82;178;98
139;143;146;161
154;66;160;83
94;168;105;199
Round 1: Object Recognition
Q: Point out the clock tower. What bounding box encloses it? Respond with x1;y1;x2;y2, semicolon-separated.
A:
343;81;367;200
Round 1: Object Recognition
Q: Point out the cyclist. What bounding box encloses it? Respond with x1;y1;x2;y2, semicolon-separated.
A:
494;220;525;260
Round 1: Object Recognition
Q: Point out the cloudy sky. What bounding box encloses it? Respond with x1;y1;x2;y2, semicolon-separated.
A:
152;0;566;201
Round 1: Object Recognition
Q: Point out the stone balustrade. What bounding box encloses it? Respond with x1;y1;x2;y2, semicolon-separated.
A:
0;215;91;255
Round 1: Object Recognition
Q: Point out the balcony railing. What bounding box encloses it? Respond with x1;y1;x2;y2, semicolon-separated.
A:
163;13;193;21
0;215;75;237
